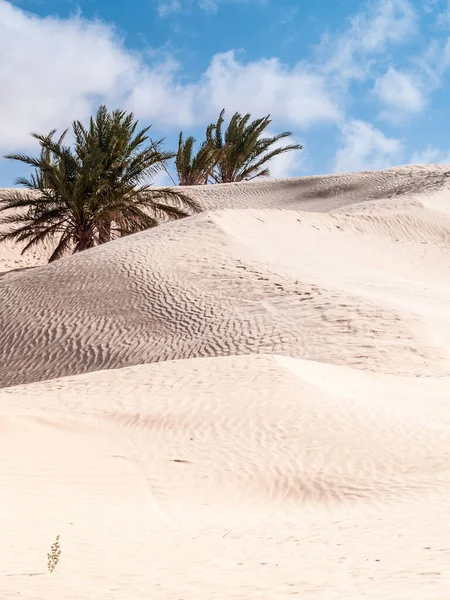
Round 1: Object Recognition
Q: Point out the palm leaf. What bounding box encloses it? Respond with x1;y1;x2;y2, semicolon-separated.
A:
1;105;199;261
208;109;302;183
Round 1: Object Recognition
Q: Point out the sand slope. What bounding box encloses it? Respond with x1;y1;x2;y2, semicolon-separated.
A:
1;202;450;387
1;165;450;599
1;355;450;599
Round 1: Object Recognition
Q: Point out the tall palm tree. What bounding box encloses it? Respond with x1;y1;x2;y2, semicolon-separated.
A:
209;109;302;183
175;126;219;186
0;106;200;262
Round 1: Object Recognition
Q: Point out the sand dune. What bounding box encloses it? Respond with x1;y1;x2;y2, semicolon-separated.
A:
1;165;450;599
1;355;450;599
1;201;450;387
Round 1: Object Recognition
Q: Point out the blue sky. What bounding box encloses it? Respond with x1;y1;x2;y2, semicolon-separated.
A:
1;0;450;185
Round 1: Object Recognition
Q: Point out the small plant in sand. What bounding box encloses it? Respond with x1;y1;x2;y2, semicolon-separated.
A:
47;535;61;573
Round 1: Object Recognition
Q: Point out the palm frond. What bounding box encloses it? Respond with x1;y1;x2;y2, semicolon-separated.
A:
2;105;204;262
208;109;302;183
175;128;219;186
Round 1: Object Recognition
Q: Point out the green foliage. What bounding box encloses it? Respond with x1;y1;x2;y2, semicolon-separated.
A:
175;109;302;185
210;109;303;183
0;105;200;261
175;125;219;185
1;104;302;260
47;535;61;574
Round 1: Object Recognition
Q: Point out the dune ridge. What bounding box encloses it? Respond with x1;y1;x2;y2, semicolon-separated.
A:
1;165;450;599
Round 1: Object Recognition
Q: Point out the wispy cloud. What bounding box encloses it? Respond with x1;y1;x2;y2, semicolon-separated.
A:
318;0;418;82
435;0;450;26
157;0;266;17
157;0;183;17
423;0;440;15
410;146;450;164
373;67;425;120
333;120;403;173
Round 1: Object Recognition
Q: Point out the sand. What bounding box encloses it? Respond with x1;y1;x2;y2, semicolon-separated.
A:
0;165;450;599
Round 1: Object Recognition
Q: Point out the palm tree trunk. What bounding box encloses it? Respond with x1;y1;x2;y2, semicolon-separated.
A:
98;220;112;244
74;225;95;254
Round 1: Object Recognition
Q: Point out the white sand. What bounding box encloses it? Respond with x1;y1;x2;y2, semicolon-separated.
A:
0;165;450;599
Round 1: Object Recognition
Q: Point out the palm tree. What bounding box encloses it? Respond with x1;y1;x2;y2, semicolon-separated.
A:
209;109;302;183
175;126;219;186
0;106;200;262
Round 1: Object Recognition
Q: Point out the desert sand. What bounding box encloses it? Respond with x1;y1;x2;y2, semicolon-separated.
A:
0;164;450;599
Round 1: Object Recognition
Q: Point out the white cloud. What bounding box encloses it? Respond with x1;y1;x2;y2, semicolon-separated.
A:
410;146;450;164
320;0;418;81
126;51;342;129
158;0;183;17
123;60;200;129
373;67;425;119
412;39;443;88
0;0;135;151
0;1;340;159
3;0;433;184
197;52;340;127
356;0;417;50
333;120;403;173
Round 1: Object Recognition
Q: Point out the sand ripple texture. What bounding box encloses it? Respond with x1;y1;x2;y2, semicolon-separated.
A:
1;355;450;599
1;165;450;600
1;166;450;386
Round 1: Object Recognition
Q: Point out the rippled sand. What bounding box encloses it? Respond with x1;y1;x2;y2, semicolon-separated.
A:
1;165;450;599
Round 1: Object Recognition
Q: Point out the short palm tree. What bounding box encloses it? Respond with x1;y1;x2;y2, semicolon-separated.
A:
0;106;200;262
209;109;303;183
175;126;219;185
